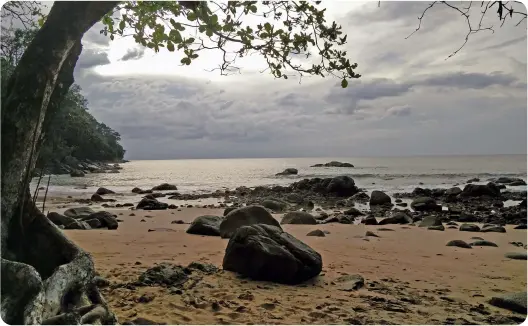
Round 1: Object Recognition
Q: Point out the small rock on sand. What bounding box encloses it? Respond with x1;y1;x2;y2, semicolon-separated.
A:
306;229;326;237
488;292;527;314
459;224;480;232
514;224;527;229
469;240;498;247
365;231;379;237
377;228;395;231
481;225;506;233
333;274;365;291
446;240;472;249
428;225;445;231
504;252;527;260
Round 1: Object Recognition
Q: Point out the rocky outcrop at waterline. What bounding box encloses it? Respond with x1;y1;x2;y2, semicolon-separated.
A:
34;156;127;176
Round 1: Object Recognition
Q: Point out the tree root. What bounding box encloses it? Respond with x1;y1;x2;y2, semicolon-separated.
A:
1;194;117;324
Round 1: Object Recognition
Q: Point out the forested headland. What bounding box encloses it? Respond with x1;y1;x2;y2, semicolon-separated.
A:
1;28;126;176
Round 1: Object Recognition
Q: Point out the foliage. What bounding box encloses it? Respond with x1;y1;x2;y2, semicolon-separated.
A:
0;28;125;168
101;1;361;87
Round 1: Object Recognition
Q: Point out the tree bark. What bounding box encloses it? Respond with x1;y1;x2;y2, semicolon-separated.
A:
1;1;118;255
1;2;118;324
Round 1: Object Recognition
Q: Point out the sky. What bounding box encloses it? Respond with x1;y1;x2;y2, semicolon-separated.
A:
71;1;527;160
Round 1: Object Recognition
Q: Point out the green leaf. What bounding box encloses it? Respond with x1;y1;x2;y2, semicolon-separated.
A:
341;79;348;88
119;20;125;30
187;12;197;21
260;32;268;38
206;29;213;37
167;41;175;52
264;22;272;32
249;5;257;13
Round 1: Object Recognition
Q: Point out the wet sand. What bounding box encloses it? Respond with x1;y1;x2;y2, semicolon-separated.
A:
62;207;528;324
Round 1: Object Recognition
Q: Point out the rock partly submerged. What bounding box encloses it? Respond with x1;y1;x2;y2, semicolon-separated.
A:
311;161;354;168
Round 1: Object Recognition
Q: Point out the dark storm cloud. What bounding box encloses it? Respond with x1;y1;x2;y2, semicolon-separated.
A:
76;49;110;69
120;48;145;61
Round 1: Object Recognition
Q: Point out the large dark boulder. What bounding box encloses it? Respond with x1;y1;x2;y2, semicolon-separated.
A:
488;292;527;314
370;191;391;206
96;187;115;195
151;183;178;191
70;169;85;177
459;223;480;232
187;215;224;236
86;211;118;230
261;198;288;212
362;216;378;225
326;176;358;197
281;212;317;225
64;220;91;230
411;197;442;212
47;212;77;227
136;198;168;210
64;207;96;219
378;212;412;225
460;184;500;197
276;168;298;176
219;205;281;238
90;193;105;202
445;187;462;197
222;224;322;284
495;177;526;185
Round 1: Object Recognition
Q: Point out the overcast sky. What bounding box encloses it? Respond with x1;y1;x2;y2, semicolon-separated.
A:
73;1;527;159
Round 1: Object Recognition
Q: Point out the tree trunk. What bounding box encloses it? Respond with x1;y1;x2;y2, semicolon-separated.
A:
1;2;118;324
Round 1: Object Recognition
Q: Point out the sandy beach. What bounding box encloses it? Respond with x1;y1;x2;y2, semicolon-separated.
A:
59;206;527;325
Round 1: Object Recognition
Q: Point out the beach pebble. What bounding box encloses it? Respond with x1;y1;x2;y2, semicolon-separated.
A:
446;240;472;249
514;224;527;229
471;236;485;240
123;317;164;325
138;263;188;287
377;228;395;231
151;183;177;191
446;221;459;226
306;229;326;237
171;220;185;224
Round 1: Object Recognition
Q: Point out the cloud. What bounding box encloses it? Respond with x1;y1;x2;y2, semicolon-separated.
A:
416;71;519;89
82;22;111;47
68;1;526;159
385;105;412;117
120;48;145;61
76;49;110;69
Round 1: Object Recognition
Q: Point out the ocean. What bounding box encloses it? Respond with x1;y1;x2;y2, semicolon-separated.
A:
31;155;527;197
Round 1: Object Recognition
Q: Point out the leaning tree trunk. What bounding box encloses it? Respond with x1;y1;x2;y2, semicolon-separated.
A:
1;2;118;324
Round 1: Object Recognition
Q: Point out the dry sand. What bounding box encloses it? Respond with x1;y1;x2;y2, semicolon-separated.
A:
63;207;527;324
